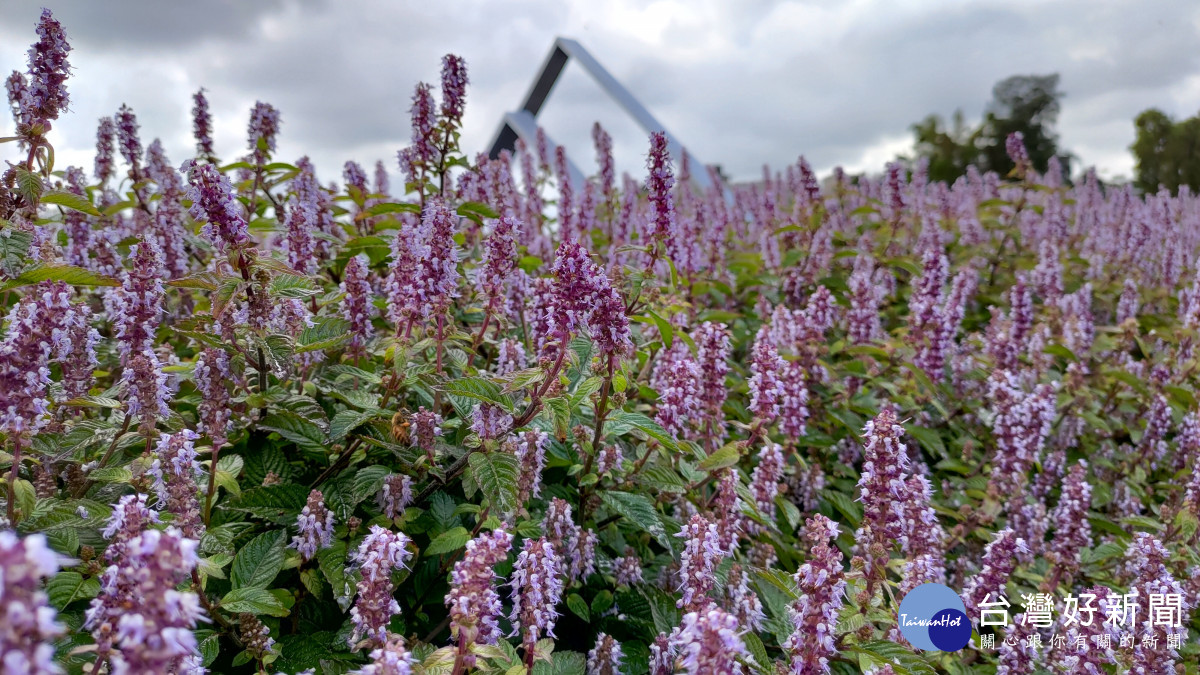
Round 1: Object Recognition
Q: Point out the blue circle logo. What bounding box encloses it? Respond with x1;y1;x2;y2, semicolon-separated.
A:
897;583;971;651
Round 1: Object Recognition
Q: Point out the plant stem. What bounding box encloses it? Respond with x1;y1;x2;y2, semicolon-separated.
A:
6;436;21;524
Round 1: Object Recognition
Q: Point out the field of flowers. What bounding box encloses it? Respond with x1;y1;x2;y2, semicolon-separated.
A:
3;9;1199;675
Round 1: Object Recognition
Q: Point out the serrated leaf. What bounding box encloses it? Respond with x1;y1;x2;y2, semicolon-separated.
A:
823;489;863;527
88;467;133;483
600;491;671;549
697;443;741;471
221;587;290;617
425;526;471;555
312;541;353;612
270;273;319;298
41;189;101;216
0;263;119;291
351;466;391;505
441;377;513;413
606;411;678;452
330;408;380;443
467;452;521;516
47;571;101;609
167;270;225;291
259;411;326;452
755;567;800;602
0;229;33;277
231;529;288;590
296;316;352;353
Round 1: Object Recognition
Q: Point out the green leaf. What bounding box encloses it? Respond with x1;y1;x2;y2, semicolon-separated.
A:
351;466;391;505
823;489;862;528
366;201;421;216
221;587;290;617
167;271;227;291
566;593;590;622
638;465;687;493
0;263;119;291
270;273;319;298
296;316;352;353
600;491;671;549
231;529;288;590
0;229;33;277
532;651;586;675
457;201;500;220
605;411;678;452
15;167;42;204
467;452;521;516
646;310;674;348
697;443;741;471
330;408;380;443
425;526;471;555
47;571;101;609
41;189;102;216
316;541;354;611
755;567;800;602
88;466;133;484
904;425;946;459
259;411;326;452
441;377;513;413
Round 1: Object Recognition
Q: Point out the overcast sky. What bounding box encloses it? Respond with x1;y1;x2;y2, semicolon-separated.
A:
3;0;1199;187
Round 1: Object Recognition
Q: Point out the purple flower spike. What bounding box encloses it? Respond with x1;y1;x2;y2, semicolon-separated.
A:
854;409;910;592
291;489;335;562
676;513;727;611
440;54;468;124
115;104;142;177
148;429;205;539
587;633;624;675
670;606;747;675
86;527;205;675
21;9;72;129
508;537;563;654
0;532;65;675
349;525;413;648
247;101;280;165
182;158;249;251
445;528;513;667
646;132;677;254
341;254;375;360
192;88;214;158
785;514;845;675
95;116;116;184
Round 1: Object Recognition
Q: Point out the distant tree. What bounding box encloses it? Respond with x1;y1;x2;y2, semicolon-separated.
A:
910;110;975;183
1132;108;1200;194
907;73;1070;182
977;74;1066;177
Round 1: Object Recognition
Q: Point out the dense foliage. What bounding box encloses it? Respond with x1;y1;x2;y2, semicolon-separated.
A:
3;10;1200;675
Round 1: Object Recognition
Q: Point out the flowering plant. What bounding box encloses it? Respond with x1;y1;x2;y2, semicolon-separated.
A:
2;10;1200;675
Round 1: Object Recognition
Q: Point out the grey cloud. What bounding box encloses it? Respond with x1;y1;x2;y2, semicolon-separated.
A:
3;0;1199;184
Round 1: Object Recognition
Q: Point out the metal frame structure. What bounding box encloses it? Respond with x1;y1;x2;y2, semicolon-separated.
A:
487;37;716;192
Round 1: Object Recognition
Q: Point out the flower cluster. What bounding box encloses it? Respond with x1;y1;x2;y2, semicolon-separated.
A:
445;528;513;667
0;532;64;675
349;526;413;647
508;537;563;652
291;489;336;562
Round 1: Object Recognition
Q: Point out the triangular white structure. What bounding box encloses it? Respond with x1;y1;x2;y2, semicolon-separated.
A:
487;37;716;191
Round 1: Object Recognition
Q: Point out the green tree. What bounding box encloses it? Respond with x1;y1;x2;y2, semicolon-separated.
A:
1133;109;1200;194
907;73;1070;181
910;110;976;183
977;74;1066;177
